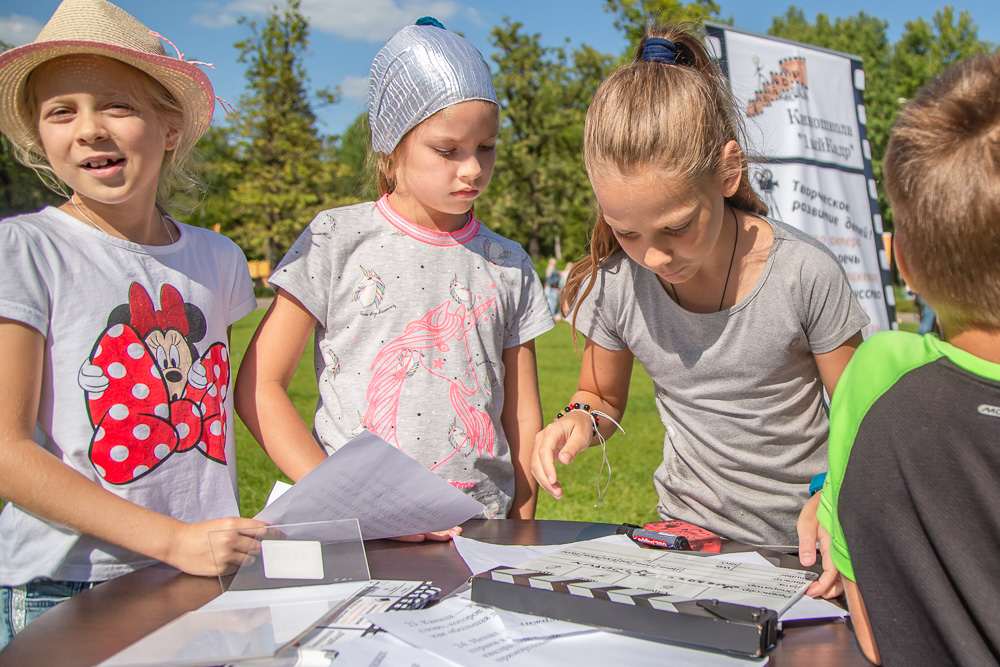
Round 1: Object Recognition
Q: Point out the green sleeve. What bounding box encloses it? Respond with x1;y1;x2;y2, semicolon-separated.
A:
817;331;938;582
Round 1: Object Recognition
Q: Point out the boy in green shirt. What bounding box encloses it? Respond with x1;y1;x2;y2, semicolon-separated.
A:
818;53;1000;666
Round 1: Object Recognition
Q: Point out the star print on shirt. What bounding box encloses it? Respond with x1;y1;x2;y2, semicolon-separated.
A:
433;357;446;370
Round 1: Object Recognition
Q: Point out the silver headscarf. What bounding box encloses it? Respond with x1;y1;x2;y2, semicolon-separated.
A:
368;23;498;154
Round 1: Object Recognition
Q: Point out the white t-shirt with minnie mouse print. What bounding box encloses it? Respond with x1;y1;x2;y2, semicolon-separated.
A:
0;207;256;585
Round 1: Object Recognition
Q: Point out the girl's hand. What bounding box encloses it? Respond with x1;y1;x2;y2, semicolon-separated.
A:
531;412;594;499
164;517;271;577
797;492;843;599
390;526;462;542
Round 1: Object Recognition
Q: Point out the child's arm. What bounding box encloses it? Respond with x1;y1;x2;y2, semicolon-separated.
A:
814;332;863;397
500;341;542;519
532;338;634;499
234;290;329;481
799;331;864;597
236;291;460;543
843;576;882;664
0;319;266;577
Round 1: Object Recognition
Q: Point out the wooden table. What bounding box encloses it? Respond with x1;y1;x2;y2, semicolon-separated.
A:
0;520;867;666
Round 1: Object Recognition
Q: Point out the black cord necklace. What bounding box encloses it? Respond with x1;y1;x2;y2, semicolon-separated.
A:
669;205;738;312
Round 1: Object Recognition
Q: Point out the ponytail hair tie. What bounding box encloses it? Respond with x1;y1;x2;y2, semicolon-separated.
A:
415;16;446;29
643;37;678;64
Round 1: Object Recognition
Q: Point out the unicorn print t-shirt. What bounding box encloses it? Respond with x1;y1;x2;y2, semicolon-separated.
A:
270;197;554;517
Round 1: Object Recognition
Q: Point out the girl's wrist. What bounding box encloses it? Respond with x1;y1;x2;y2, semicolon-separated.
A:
555;402;601;436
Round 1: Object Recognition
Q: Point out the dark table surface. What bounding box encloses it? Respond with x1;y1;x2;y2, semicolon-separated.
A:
0;519;868;666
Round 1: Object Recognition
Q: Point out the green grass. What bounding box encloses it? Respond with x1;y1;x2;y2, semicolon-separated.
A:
231;313;663;524
533;323;662;525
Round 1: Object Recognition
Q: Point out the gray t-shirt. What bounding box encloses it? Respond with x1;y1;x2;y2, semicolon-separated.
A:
270;198;554;517
575;218;868;549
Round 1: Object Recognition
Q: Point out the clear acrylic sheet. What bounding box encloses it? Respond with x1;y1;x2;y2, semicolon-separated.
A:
208;519;370;593
98;520;372;666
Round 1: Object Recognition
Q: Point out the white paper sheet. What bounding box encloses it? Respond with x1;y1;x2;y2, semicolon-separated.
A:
368;597;766;667
329;633;462;666
698;552;848;620
300;581;440;650
492;607;596;640
452;534;634;576
255;431;485;539
265;480;292;507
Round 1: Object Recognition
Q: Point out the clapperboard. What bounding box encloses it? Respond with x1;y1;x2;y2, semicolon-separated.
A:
470;542;817;658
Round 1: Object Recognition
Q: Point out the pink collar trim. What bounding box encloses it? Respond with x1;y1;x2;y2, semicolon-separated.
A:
375;195;480;246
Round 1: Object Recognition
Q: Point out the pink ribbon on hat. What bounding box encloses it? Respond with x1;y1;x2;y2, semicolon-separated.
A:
149;30;235;118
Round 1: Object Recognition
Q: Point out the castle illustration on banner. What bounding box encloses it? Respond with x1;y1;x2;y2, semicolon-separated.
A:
746;55;808;117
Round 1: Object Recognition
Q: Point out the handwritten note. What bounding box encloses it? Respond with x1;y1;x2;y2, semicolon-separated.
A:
255;431;485;540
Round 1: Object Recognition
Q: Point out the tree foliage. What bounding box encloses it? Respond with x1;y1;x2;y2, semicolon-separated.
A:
335;112;376;202
0;40;60;217
476;20;614;261
604;0;721;44
0;136;60;218
224;0;333;265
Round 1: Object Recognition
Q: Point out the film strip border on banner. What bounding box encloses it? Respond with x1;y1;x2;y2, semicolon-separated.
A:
704;22;896;335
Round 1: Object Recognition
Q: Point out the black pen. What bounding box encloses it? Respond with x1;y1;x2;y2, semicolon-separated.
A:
617;523;692;551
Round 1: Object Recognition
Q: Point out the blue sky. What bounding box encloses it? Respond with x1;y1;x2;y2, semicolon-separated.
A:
3;0;998;137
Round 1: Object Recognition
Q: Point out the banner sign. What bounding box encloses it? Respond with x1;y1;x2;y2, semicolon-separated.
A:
705;23;894;336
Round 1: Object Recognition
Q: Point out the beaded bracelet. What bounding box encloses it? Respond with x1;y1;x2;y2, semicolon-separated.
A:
553;401;627;508
554;402;600;435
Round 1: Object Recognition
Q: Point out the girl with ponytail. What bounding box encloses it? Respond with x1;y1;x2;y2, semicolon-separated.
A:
533;24;866;583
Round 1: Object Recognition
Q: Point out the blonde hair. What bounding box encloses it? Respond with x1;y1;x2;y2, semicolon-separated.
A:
373;149;397;197
886;52;1000;330
14;54;202;212
563;23;765;323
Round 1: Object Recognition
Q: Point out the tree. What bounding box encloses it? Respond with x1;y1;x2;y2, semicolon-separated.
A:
604;0;721;45
0;136;61;218
889;7;993;103
476;20;613;261
225;0;335;266
334;112;376;202
188;125;239;230
0;41;61;217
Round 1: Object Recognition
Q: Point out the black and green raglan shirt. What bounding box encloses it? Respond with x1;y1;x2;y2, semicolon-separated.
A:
818;331;1000;666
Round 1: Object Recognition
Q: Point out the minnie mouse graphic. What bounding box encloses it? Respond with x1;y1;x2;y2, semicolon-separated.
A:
78;283;231;484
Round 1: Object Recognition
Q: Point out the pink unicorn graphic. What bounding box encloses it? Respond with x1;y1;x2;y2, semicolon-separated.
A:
363;297;496;470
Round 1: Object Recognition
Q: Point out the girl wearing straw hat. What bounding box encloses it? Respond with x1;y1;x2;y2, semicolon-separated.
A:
236;19;554;531
0;0;266;644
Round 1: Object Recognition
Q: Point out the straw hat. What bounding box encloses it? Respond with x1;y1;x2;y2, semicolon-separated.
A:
0;0;215;158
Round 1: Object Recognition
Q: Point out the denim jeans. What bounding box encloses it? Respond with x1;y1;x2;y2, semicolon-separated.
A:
0;579;101;651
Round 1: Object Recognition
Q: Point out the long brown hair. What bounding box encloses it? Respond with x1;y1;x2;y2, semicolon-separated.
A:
562;23;766;325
